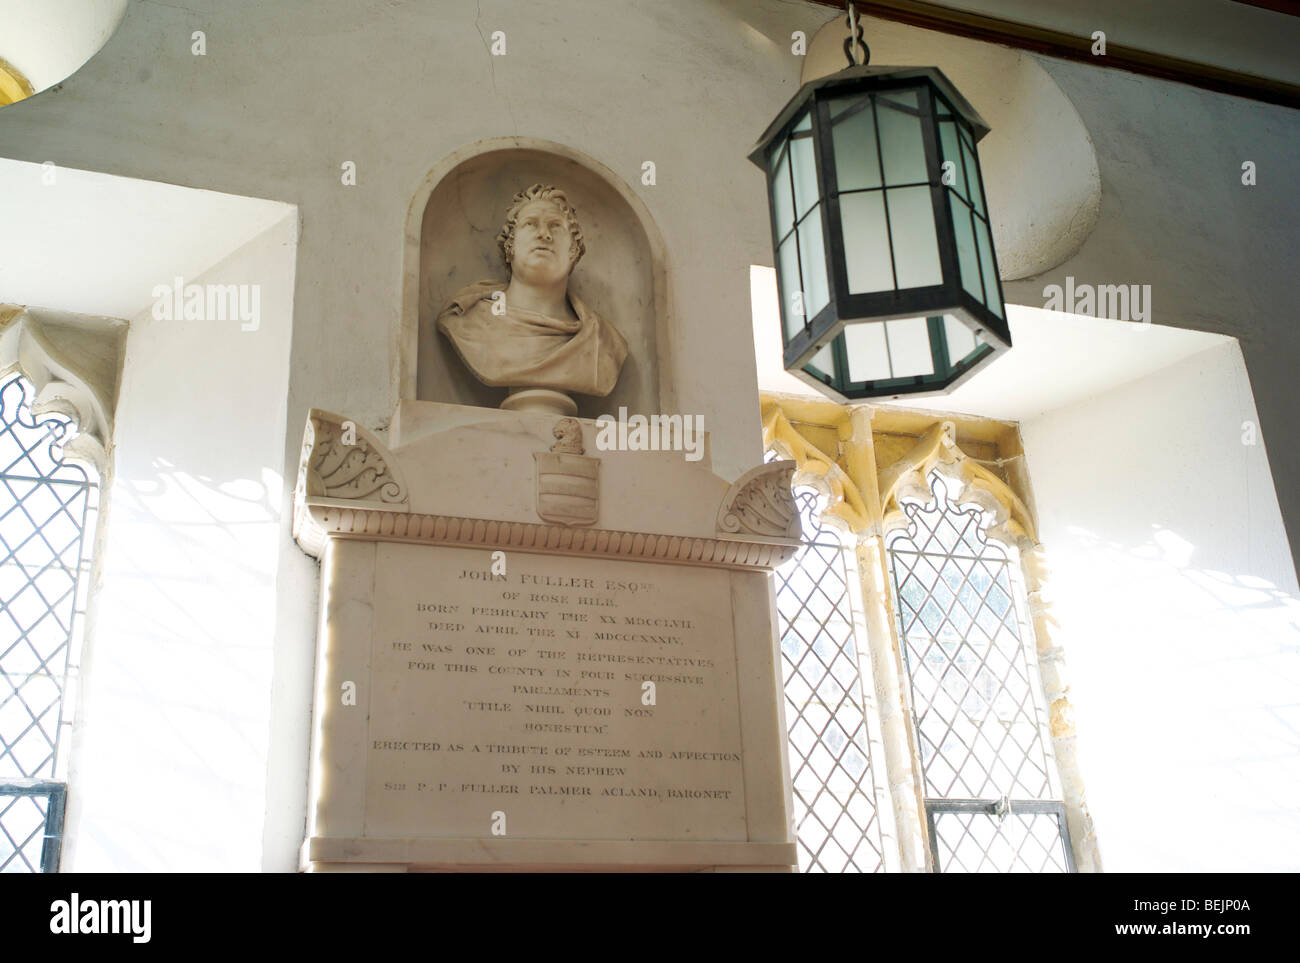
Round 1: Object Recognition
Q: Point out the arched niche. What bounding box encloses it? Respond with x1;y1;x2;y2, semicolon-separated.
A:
803;16;1101;281
400;138;671;421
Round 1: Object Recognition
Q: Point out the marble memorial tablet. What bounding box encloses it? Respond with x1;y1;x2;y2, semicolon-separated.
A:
364;544;747;840
294;402;800;870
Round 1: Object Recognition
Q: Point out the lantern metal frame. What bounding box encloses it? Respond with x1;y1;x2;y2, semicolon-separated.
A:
750;65;1013;401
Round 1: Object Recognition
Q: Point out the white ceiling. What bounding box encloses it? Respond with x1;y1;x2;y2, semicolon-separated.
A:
0;158;295;321
751;265;1231;423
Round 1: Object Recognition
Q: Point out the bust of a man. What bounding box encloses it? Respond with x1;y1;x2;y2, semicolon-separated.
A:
436;184;628;397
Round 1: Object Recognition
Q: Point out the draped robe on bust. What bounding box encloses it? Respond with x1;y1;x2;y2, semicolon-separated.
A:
436;280;627;397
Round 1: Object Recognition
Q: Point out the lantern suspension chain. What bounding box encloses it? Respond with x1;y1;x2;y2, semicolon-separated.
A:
843;2;870;68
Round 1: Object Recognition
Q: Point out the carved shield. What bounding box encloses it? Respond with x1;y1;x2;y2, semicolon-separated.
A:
534;452;600;527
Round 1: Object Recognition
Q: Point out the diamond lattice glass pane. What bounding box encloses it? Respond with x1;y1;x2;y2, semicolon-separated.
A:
0;374;97;782
887;471;1054;801
0;792;49;873
932;810;1070;873
775;486;885;872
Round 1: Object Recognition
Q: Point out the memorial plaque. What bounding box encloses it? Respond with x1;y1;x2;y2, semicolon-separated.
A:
365;543;747;839
294;403;801;870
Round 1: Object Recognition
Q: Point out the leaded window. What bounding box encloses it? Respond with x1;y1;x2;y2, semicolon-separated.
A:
0;372;99;872
775;485;890;872
887;469;1073;872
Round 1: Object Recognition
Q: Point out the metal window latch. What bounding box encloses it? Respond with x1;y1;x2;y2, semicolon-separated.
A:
991;795;1012;821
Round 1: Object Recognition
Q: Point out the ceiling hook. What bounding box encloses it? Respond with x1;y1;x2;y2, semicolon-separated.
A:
843;2;871;68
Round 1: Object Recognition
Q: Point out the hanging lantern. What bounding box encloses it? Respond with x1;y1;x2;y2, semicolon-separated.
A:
749;8;1011;400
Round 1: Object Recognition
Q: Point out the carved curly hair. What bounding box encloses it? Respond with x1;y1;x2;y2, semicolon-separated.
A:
497;184;586;274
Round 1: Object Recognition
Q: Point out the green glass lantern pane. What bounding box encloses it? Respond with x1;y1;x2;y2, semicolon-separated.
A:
844;323;891;383
789;114;819;220
844;317;936;383
950;198;983;302
943;314;979;364
961;137;985;217
875;89;927;186
938;120;968;204
771;146;794;239
806;343;835;380
828;96;882;192
840;191;893;293
798;204;831;318
885;317;936;377
777;232;803;342
886;187;943;289
974;218;1003;318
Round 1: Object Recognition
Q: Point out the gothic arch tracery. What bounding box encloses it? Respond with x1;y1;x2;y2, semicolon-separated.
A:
759;393;1101;873
0;306;124;477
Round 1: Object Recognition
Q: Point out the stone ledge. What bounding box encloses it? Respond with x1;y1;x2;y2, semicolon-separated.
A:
295;501;800;571
304;836;797;871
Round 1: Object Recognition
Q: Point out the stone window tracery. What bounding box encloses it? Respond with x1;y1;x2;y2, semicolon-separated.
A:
762;396;1099;873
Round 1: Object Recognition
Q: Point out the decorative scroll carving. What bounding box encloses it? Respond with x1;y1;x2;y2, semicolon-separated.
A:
299;410;409;504
294;409;410;557
716;460;801;541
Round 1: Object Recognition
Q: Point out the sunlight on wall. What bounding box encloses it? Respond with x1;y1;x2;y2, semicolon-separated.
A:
64;209;300;872
1023;341;1300;871
70;462;283;871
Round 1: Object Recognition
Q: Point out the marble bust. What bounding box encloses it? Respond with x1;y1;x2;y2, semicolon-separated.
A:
436;184;628;400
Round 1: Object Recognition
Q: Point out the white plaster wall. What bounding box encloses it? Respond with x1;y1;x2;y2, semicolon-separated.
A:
0;0;836;485
63;210;301;871
1021;341;1300;871
1006;58;1300;578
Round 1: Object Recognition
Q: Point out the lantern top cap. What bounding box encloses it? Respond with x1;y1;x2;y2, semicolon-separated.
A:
747;64;991;167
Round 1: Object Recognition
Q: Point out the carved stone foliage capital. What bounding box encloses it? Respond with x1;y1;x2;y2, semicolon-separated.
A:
0;305;126;476
878;421;1037;546
760;402;870;533
717;460;802;542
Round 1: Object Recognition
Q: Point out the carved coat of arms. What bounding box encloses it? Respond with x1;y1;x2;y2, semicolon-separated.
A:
534;417;600;526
